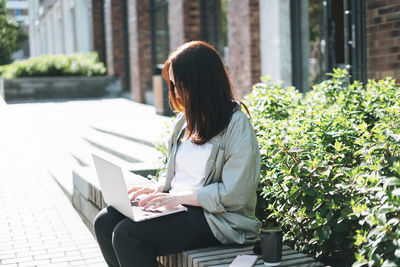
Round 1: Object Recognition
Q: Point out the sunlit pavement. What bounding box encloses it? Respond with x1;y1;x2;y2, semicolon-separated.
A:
0;98;168;266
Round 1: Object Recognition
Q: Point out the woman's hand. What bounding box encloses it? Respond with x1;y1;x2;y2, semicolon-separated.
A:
139;190;200;210
128;184;164;202
139;193;182;210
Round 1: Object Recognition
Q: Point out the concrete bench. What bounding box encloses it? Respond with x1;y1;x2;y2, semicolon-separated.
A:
157;244;324;267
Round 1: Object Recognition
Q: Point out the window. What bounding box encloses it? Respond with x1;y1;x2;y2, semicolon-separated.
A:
150;0;169;73
200;0;228;65
291;0;366;91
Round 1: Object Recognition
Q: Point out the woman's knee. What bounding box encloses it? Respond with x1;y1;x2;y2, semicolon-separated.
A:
112;219;132;245
93;206;123;236
112;219;158;266
112;219;150;248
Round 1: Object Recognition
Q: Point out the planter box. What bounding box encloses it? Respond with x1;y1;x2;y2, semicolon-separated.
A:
0;76;4;103
3;76;122;101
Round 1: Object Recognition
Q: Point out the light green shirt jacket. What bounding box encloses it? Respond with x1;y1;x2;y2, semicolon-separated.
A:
159;106;262;245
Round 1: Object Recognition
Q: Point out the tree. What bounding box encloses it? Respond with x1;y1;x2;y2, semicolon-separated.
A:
0;0;27;65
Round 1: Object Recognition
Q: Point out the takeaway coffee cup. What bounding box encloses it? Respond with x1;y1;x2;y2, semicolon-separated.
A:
260;228;282;266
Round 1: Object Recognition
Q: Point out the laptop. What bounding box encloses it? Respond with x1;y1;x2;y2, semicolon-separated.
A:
92;153;187;222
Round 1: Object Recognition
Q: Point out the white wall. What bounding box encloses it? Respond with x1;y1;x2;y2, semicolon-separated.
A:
29;0;40;57
259;0;292;86
74;0;91;53
62;0;76;54
46;12;54;54
53;2;64;54
28;0;92;57
39;19;47;55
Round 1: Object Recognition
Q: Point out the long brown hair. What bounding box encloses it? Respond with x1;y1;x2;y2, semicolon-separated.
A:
162;41;238;145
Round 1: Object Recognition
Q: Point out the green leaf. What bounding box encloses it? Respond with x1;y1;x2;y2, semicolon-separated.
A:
376;212;387;225
354;232;367;246
384;177;400;189
334;141;342;152
322;225;331;239
382;260;397;267
352;260;368;267
333;223;348;232
392;188;400;196
395;248;400;258
326;211;334;222
312;201;322;211
358;121;368;132
387;218;399;226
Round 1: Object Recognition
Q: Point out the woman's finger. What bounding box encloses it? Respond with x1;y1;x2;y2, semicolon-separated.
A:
128;186;156;194
128;186;144;194
142;196;168;210
139;193;167;206
146;201;163;210
130;187;156;201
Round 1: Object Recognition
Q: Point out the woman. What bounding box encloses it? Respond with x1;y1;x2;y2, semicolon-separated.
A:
93;41;261;267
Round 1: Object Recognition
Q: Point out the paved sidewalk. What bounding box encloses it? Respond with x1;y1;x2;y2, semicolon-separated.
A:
0;158;106;266
0;98;169;266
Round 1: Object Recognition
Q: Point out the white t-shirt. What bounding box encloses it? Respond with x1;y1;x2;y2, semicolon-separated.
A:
169;134;213;195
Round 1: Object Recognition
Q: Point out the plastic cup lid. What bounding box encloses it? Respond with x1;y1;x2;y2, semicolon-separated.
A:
260;228;282;235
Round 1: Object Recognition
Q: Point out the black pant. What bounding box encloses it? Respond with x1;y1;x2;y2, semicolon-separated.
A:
93;205;222;267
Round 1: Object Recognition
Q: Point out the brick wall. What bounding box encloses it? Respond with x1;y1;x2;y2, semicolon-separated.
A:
249;0;261;92
367;0;400;80
104;0;128;89
169;0;201;50
183;0;201;43
88;0;105;64
128;0;152;102
227;0;260;98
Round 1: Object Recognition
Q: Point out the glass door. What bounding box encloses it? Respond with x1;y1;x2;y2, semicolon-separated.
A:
150;0;169;75
200;0;228;65
291;0;367;91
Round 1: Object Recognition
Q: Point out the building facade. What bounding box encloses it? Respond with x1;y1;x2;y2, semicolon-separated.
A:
28;0;93;59
6;0;29;60
28;0;400;103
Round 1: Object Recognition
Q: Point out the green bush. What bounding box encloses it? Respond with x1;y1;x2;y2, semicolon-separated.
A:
245;69;400;266
0;52;106;79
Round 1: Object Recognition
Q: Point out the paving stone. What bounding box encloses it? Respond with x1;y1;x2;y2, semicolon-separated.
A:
0;244;14;251
2;255;33;264
12;247;30;254
33;253;52;261
40;263;70;267
0;249;19;256
65;250;81;256
18;259;51;266
0;253;16;260
69;259;86;265
85;256;107;264
65;254;86;262
17;249;47;258
51;256;72;263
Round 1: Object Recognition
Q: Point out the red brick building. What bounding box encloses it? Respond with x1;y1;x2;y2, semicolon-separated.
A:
87;0;400;104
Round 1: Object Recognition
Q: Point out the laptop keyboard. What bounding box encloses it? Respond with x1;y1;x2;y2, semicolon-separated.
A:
130;200;162;214
130;200;140;207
